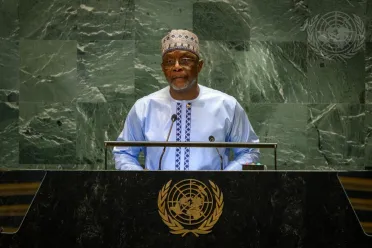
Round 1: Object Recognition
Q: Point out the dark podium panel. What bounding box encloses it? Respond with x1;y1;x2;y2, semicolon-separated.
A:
0;171;371;248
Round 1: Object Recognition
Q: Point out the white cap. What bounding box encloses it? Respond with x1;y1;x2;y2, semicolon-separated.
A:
161;29;200;57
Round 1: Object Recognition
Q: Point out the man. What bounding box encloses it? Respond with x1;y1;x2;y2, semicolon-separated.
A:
113;29;260;171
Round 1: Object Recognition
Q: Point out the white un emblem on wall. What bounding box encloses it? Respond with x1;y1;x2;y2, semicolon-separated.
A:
305;11;365;61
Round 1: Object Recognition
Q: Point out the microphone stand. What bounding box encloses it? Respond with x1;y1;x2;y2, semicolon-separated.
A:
209;136;223;170
158;115;177;170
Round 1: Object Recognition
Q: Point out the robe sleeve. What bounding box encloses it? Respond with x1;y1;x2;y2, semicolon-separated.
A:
112;103;145;170
224;102;260;171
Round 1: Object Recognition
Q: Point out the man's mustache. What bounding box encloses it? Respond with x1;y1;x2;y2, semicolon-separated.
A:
169;78;196;91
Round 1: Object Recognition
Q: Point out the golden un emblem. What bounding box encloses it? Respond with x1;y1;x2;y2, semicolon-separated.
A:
158;179;224;237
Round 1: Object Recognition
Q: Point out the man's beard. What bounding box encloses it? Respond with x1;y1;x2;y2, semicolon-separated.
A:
169;78;197;92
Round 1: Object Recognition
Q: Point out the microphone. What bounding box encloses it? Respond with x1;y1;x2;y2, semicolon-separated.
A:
158;114;178;170
209;136;223;170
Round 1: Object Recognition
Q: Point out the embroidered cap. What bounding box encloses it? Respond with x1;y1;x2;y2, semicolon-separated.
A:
161;29;200;58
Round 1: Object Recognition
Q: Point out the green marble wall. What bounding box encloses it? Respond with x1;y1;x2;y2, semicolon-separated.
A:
0;0;371;170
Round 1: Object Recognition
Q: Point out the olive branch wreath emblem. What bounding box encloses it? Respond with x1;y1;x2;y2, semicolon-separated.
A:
157;180;224;237
306;11;365;61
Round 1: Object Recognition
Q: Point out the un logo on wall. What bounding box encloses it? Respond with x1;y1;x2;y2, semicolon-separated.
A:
158;179;224;237
305;11;365;61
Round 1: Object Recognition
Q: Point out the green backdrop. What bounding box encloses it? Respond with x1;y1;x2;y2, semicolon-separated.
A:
0;0;371;170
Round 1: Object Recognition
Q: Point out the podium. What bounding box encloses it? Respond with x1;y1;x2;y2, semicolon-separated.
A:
0;170;371;247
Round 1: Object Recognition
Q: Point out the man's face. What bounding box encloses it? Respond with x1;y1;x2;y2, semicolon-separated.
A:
161;50;203;91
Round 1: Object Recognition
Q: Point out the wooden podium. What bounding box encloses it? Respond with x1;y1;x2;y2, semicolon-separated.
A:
0;170;371;247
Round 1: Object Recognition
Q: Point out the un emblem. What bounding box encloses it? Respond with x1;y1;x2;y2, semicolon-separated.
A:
158;179;224;237
305;11;365;61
